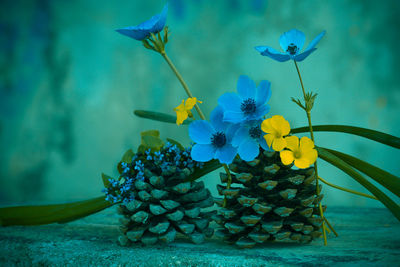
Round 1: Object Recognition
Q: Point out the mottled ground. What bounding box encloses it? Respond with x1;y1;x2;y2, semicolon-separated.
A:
0;206;399;266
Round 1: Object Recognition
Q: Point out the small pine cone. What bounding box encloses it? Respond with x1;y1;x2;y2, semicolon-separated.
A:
213;150;324;248
110;143;215;246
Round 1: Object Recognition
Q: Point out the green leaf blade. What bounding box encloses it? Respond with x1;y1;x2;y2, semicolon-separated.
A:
292;125;400;149
317;147;400;222
134;110;193;125
319;147;400;198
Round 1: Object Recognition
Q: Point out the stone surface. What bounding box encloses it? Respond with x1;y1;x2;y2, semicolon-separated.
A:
0;207;399;266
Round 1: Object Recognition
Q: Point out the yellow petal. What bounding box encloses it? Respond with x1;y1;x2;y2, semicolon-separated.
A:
261;118;275;134
176;111;188;125
185;97;198;110
300;136;315;152
272;137;287;151
174;100;185;112
271;115;291;136
280;150;294;165
294;158;311;169
264;133;275;148
302;148;318;165
285;135;299;151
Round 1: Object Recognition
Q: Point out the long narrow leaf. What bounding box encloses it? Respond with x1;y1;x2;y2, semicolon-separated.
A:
317;147;400;221
134;110;193;125
292;125;400;149
0;196;112;226
320;147;400;198
186;159;222;182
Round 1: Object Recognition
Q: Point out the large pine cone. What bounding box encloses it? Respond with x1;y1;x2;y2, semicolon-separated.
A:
110;143;215;246
213;150;324;248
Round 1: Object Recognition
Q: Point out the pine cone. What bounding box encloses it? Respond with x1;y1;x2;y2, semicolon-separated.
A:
104;143;215;246
213;150;324;248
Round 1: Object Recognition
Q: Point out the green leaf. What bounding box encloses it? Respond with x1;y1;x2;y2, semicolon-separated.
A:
320;147;400;198
121;149;134;163
166;138;185;151
317;147;400;221
291;125;400;149
134;110;193;125
185;159;222;182
138;130;165;152
101;173;114;188
0;196;113;226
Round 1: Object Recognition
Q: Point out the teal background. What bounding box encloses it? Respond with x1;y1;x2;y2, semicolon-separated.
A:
0;0;399;208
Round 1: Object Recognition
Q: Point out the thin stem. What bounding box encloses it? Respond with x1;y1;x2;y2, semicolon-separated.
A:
318;176;378;200
293;60;327;245
161;51;206;120
160;50;232;207
324;217;339;237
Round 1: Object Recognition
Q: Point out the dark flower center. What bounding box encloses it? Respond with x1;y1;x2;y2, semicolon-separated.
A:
249;126;262;139
287;43;298;55
240;98;257;115
211;131;227;148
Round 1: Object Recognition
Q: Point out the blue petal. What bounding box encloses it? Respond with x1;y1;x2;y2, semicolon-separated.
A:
225;123;240;144
115;4;168;41
191;144;215;162
304;30;326;51
116;27;150;41
255;46;290;62
279;29;305;53
294;48;317;62
237;75;256;99
224;111;244;123
252;104;270;119
256;80;271;106
210;106;230;132
151;4;168;33
189;120;214;144
215;144;237;164
238;138;260;161
259;136;272;151
218;92;242;113
232;126;249;147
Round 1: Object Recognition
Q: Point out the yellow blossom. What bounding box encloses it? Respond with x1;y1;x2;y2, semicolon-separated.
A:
280;135;318;168
174;97;202;125
261;115;291;151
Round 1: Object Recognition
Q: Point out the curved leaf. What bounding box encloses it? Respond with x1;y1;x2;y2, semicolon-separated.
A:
0;196;112;226
134;110;193;125
292;125;400;149
317;147;400;221
320;147;400;198
185;159;222;182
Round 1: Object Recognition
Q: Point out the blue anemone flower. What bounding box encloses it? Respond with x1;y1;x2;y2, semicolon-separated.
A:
116;4;168;41
232;120;272;161
189;106;238;164
218;75;271;124
255;29;326;62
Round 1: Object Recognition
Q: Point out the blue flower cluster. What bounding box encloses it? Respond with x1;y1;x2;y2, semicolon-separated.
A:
189;75;272;164
103;142;204;203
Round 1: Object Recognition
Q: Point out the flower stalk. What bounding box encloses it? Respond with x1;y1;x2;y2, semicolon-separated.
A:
293;60;328;245
151;28;233;205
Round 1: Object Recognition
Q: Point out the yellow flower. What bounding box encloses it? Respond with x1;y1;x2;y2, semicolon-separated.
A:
280;135;318;169
174;97;202;125
261;115;291;151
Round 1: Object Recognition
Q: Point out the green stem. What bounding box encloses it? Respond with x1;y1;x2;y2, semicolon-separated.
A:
293;60;327;245
160;50;232;205
318;176;377;200
161;51;206;120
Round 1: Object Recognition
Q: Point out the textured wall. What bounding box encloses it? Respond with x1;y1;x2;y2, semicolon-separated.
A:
0;0;399;207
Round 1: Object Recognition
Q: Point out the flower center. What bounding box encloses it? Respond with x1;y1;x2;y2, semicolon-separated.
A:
240;98;257;115
249;126;262;139
287;43;298;55
293;150;301;159
211;131;227;148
